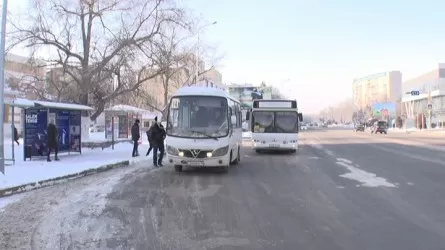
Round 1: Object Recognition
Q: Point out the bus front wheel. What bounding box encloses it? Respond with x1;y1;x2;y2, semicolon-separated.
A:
232;147;241;165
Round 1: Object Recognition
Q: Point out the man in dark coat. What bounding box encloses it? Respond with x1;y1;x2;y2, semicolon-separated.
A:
131;119;141;157
145;124;153;156
13;126;19;145
47;121;59;162
150;116;166;167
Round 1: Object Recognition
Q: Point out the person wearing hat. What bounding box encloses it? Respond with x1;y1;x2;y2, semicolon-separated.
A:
131;119;141;157
149;116;166;167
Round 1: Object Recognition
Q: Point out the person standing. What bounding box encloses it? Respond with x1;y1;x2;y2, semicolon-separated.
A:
13;126;19;145
47;121;59;162
131;119;141;157
150;116;166;167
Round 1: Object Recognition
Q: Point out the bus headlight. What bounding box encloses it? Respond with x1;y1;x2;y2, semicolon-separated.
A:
206;152;212;157
212;146;229;157
166;145;179;156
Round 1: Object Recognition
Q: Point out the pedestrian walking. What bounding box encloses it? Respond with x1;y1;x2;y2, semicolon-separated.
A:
131;119;141;157
145;125;153;156
150;116;166;167
13;126;19;145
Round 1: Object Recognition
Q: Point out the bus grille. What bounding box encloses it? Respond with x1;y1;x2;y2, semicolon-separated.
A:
180;149;211;158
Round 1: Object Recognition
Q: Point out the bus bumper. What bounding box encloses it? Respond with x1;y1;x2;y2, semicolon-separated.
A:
253;142;298;151
167;155;230;167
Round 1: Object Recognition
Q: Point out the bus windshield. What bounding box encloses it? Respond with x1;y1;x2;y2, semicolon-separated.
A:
251;111;298;133
167;96;229;138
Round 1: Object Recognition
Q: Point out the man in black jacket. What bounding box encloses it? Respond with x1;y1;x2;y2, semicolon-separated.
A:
150;116;166;167
47;121;59;162
131;119;140;157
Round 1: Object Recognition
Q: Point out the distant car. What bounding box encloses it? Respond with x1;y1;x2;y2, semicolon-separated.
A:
301;124;308;130
355;124;365;132
371;121;388;134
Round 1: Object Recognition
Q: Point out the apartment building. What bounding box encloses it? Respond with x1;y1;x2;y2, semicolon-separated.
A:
352;71;402;110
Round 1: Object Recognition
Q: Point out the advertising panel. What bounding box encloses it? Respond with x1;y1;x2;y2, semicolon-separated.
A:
69;110;81;152
118;115;129;138
55;110;70;152
24;108;48;158
371;102;396;119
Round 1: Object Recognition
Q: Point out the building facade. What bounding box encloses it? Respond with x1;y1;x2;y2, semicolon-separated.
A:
3;54;46;136
139;57;224;110
401;63;445;127
352;71;402;110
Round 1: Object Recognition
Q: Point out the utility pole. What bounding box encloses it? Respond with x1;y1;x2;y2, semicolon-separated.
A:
195;21;217;84
0;0;8;174
427;86;432;131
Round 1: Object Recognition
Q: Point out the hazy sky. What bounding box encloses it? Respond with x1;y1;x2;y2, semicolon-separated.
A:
7;0;445;113
183;0;445;113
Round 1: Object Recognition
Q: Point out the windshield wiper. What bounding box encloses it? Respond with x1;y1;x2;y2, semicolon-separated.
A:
189;130;219;140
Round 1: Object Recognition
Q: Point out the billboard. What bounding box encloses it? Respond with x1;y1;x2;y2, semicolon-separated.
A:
228;86;270;109
371;102;396;119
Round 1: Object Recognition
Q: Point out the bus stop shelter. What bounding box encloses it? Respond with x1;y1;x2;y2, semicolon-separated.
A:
104;104;150;149
4;98;92;163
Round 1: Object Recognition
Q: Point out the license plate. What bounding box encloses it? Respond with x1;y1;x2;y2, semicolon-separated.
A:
269;144;280;148
187;161;204;166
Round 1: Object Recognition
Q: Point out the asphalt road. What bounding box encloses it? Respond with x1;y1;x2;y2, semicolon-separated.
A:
2;129;445;249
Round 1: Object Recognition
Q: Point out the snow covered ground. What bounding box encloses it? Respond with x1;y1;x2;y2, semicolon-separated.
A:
0;132;153;190
0;161;154;249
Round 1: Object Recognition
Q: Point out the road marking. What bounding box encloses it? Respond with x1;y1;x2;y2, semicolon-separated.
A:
407;182;414;186
335;159;397;188
308;156;319;159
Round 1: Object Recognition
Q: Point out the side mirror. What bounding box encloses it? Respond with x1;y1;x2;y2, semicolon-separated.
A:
298;113;303;122
245;111;250;121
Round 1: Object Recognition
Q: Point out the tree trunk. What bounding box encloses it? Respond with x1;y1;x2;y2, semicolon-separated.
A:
79;92;91;141
90;100;105;121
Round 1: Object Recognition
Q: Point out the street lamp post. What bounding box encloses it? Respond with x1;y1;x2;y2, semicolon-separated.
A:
195;21;217;85
0;0;8;174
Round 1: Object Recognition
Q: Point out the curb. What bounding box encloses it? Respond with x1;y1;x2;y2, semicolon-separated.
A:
0;160;132;198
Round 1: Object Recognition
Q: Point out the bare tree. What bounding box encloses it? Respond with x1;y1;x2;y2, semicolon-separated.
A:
7;0;190;126
122;27;224;117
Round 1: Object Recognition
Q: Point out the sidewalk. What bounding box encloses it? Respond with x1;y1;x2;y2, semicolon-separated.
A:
0;132;154;197
389;128;445;136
